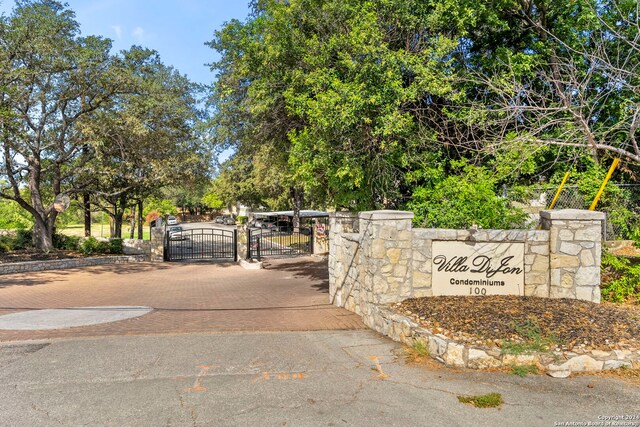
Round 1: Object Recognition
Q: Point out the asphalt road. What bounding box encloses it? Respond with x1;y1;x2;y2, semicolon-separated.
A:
1;330;638;427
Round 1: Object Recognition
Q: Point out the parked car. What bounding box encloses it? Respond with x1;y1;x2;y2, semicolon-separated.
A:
214;216;224;224
222;216;236;225
168;226;186;240
167;215;178;226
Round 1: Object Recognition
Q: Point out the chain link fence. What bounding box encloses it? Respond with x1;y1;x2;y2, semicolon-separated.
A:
506;184;640;241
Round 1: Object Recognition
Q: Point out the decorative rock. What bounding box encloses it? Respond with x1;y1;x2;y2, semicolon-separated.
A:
547;370;571;378
613;350;632;360
548;355;604;372
444;343;466;367
468;349;501;369
428;335;448;357
590;350;611;359
603;360;632;370
502;354;537;365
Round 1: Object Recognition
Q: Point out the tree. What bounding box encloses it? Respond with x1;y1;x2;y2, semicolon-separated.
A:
449;0;640;167
209;0;461;212
0;1;128;251
79;48;209;238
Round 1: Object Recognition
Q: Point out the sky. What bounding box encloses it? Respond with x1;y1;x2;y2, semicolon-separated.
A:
0;0;251;86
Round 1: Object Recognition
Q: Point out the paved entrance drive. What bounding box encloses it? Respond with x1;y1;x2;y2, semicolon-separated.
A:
0;257;364;341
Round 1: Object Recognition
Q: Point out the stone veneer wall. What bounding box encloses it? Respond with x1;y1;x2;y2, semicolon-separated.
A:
0;255;149;275
123;239;151;256
329;209;604;332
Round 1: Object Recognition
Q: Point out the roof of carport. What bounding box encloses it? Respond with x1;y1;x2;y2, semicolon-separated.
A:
253;210;329;218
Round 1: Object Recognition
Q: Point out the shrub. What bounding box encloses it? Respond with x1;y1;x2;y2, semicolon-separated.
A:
601;251;640;303
53;234;80;251
0;235;13;253
13;229;33;250
108;238;124;254
236;215;248;224
79;237;99;256
79;237;124;256
406;164;528;229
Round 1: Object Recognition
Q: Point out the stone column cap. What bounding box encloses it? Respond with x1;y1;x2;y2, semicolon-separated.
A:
330;211;359;218
540;209;605;221
359;210;414;221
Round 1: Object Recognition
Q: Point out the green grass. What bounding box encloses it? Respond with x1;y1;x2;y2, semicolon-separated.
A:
412;339;430;357
59;223;150;240
457;393;503;408
510;364;539;377
501;319;558;355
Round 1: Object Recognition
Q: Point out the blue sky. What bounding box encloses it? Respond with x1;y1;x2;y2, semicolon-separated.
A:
0;0;251;86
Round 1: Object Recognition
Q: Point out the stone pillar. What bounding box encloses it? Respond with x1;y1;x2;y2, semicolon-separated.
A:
540;209;605;302
329;212;359;307
150;227;165;262
237;226;248;260
358;210;414;308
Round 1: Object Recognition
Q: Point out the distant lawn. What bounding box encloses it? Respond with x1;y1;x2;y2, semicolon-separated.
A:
262;233;310;248
59;223;151;240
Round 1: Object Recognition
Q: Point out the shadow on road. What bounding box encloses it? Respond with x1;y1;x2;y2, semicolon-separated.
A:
263;257;329;293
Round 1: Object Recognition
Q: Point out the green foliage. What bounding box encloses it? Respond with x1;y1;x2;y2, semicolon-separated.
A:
601;252;640;303
406;164;528;229
78;237;121;256
108;239;124;254
236;216;248;225
501;319;558;355
201;187;225;211
13;230;33;250
0;236;13;253
0;199;33;230
79;237;100;256
457;393;503;408
53;234;81;251
144;198;178;218
510;364;538;377
412;339;430;357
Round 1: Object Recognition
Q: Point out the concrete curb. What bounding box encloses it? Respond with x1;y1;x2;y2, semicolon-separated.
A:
239;259;263;270
368;304;639;377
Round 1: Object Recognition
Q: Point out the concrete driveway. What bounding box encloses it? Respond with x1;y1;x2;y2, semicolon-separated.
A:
0;257;364;341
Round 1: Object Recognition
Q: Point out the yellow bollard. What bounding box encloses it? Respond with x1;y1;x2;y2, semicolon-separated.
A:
589;158;620;211
548;172;571;210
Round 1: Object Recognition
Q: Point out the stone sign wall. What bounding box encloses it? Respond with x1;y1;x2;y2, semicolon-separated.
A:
431;241;525;296
329;209;605;330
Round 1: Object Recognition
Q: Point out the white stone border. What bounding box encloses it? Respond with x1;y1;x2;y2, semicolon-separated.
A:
0;255;150;275
369;304;639;377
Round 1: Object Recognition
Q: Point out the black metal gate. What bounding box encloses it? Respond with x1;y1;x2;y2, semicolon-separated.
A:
247;227;313;259
165;228;237;261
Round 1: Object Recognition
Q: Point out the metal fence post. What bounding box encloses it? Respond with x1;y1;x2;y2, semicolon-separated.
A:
233;229;238;262
246;228;252;259
256;237;261;261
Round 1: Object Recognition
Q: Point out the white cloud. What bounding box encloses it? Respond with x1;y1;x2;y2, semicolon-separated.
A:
132;27;145;42
111;25;122;39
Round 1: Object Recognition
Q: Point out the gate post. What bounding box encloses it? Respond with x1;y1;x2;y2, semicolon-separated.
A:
246;228;252;259
150;227;165;262
233;229;238;262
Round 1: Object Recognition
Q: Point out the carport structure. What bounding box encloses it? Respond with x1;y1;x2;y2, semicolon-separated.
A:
248;210;329;259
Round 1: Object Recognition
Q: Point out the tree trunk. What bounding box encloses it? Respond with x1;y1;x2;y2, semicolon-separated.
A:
129;204;136;239
33;213;54;253
83;193;91;237
290;187;304;230
112;194;127;239
137;200;143;239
